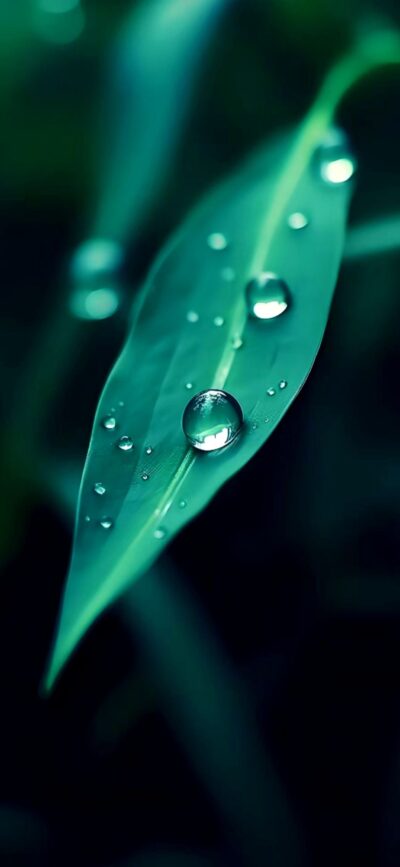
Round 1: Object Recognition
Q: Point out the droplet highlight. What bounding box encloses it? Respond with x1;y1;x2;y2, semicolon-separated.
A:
279;380;287;390
221;266;235;282
93;482;106;496
99;517;113;530
213;315;225;327
102;415;117;431
117;435;134;451
267;387;276;397
316;129;356;185
185;382;194;390
145;446;153;455
141;473;149;481
287;212;309;230
246;272;290;320
207;232;228;251
182;389;243;452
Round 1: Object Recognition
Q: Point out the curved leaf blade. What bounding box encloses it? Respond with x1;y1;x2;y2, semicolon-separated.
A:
45;125;353;690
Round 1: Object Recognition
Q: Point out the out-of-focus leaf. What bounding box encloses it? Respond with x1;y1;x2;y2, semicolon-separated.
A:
45;32;400;690
95;0;230;242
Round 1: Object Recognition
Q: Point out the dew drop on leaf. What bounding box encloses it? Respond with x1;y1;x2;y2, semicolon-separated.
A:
213;315;225;327
267;387;276;396
179;500;187;509
207;232;228;251
182;389;243;452
246;272;290;320
287;211;309;230
231;335;243;350
279;380;288;390
117;436;134;451
93;482;106;496
99;517;113;530
221;266;235;281
84;515;91;523
154;527;167;540
145;446;153;455
102;415;117;431
316;129;356;185
185;382;194;390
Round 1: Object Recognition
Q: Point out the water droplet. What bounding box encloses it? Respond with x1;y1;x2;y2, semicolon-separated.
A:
213;315;225;327
145;446;153;455
70;238;123;283
251;423;258;430
264;417;270;423
185;382;194;390
141;473;149;481
287;211;309;230
186;310;199;323
94;482;106;496
182;389;243;452
316;129;356;185
69;287;120;321
207;232;228;251
179;499;187;509
118;400;125;407
231;335;243;350
117;436;134;451
84;515;91;523
246;272;290;320
100;517;113;530
279;379;287;390
267;387;276;396
221;266;235;282
102;415;117;431
154;527;166;540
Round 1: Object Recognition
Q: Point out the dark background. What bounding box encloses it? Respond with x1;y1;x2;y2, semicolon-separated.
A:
1;1;400;864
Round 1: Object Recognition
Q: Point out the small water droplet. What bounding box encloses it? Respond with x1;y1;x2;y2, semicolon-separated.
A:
117;435;134;451
267;387;276;396
94;482;106;496
316;128;356;185
102;415;117;431
118;400;125;407
185;382;194;390
154;527;166;539
207;232;228;251
231;335;243;350
287;211;309;230
251;423;258;430
221;266;235;282
182;389;243;452
100;517;113;530
279;380;287;390
145;446;153;455
213;315;225;327
246;272;290;320
141;473;149;481
179;499;187;509
264;417;270;423
186;310;199;323
84;515;91;523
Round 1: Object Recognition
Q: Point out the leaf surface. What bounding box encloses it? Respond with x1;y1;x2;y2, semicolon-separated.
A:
46;125;353;689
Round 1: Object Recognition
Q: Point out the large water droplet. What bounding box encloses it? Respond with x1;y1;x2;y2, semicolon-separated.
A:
316;129;356;185
182;389;243;452
99;517;113;530
94;482;106;496
207;232;228;251
287;212;309;230
246;272;290;320
118;436;134;451
102;415;117;431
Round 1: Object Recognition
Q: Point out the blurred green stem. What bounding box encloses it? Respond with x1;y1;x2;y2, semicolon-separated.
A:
345;214;400;261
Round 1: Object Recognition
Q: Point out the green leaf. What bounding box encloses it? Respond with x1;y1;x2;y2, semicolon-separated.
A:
46;31;400;690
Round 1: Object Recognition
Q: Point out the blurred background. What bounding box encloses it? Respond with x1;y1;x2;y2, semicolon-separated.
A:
1;0;400;864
